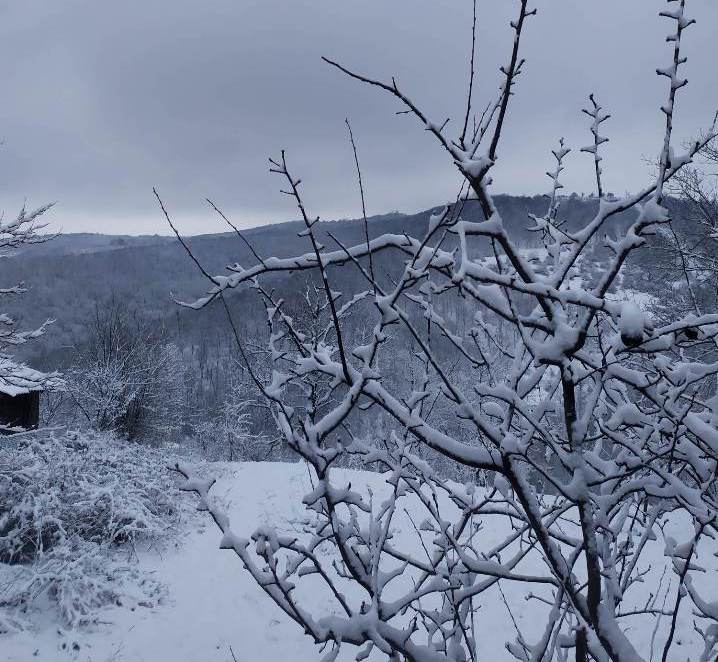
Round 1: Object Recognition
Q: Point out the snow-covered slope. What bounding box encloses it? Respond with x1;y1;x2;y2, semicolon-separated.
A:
2;462;710;661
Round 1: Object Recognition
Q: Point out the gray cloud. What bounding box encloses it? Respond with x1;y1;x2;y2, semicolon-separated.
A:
0;0;716;234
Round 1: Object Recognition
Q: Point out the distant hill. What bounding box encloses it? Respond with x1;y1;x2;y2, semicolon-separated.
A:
10;232;176;258
3;194;650;371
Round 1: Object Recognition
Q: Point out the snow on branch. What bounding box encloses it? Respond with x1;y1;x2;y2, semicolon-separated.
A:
168;1;718;660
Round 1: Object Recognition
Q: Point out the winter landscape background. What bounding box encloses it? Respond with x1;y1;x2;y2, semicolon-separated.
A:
3;1;718;661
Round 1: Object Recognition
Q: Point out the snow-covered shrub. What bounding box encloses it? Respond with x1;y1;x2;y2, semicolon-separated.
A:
0;430;177;627
66;298;188;441
194;385;278;461
0;539;166;630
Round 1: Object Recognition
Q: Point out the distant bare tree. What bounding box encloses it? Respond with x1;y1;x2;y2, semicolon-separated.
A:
172;2;718;660
195;381;276;461
661;135;718;314
67;299;186;440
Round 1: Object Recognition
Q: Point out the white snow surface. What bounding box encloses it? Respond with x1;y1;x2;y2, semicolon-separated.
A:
2;461;712;661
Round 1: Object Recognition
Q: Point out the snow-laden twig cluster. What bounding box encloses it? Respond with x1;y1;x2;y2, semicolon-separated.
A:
172;2;718;660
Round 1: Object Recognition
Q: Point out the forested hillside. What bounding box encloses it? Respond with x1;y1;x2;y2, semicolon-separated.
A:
2;193;681;447
7;194;644;371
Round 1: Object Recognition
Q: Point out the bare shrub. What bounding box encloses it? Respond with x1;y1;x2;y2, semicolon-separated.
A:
0;430;177;628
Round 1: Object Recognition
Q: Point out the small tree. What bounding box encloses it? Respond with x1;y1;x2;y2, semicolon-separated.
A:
659;135;718;315
172;2;718;660
0;195;59;421
195;381;275;461
67;299;186;440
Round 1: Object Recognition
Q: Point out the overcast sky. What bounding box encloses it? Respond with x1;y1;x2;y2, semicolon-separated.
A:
1;1;716;235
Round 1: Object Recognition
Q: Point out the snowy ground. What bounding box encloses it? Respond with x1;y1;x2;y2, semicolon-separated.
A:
2;461;712;661
3;463;321;662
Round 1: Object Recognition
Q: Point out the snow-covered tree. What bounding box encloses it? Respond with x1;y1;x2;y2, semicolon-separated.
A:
0;196;59;422
173;2;718;660
195;380;276;460
659;135;718;315
67;299;187;440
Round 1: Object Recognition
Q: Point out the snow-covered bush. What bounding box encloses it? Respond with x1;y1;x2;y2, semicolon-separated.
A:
0;430;177;628
194;385;277;461
659;137;718;315
170;1;718;660
66;299;188;441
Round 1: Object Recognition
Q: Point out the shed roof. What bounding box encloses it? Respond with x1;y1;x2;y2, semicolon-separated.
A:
0;357;53;397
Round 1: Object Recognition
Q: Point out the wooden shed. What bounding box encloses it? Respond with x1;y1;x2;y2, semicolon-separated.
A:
0;359;48;432
0;390;40;430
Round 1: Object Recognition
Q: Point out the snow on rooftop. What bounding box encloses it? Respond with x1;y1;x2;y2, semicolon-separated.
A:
0;357;53;396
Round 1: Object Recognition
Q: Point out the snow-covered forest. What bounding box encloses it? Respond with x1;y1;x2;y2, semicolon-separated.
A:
2;1;718;660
